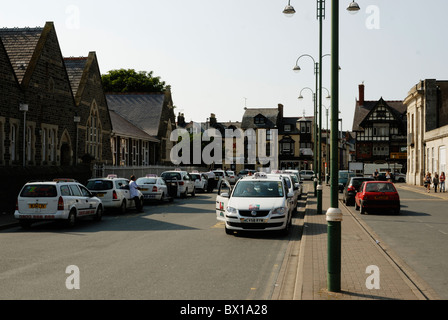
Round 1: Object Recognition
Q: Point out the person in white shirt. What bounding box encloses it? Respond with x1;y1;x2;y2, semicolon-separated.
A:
129;175;143;213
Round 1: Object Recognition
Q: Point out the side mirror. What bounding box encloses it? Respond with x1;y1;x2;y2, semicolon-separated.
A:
221;192;230;198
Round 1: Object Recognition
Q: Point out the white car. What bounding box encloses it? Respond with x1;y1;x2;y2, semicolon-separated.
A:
226;171;237;184
86;176;143;213
136;176;172;202
15;179;103;228
161;170;195;198
215;172;294;235
190;172;208;192
267;173;300;213
299;170;315;181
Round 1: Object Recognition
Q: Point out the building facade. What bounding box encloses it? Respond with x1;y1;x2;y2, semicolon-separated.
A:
405;79;448;186
352;83;407;171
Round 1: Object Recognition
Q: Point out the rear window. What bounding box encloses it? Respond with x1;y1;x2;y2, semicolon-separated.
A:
86;180;113;190
20;185;57;198
161;172;181;180
190;174;200;180
137;178;157;184
365;183;396;192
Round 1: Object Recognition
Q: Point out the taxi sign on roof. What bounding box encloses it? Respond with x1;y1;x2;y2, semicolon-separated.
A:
107;174;118;179
146;174;158;177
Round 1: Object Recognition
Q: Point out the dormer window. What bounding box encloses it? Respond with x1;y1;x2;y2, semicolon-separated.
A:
254;115;266;125
284;124;291;132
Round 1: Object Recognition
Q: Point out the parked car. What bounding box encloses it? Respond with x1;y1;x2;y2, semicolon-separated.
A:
15;179;103;228
215;172;294;235
161;170;195;198
338;170;356;193
86;175;143;213
354;181;400;215
136;175;172;202
343;177;375;206
237;169;257;179
226;170;237;184
299;170;315;181
189;172;209;193
268;173;300;213
284;169;303;183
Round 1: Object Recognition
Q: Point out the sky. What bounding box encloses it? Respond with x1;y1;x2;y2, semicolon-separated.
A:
2;0;448;131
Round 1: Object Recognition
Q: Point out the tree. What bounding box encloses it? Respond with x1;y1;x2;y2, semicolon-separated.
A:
101;69;167;93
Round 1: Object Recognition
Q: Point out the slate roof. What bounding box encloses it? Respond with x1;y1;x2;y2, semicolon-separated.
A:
0;27;43;83
241;108;279;129
106;93;165;137
64;57;87;96
109;110;159;142
352;98;407;132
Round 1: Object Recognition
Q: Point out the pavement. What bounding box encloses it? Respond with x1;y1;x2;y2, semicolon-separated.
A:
272;182;444;300
2;182;445;300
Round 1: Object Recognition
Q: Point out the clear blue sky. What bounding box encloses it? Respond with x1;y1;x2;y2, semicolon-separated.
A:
2;0;448;130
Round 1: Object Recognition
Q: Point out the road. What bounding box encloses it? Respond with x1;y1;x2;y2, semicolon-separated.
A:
340;184;448;299
0;193;302;300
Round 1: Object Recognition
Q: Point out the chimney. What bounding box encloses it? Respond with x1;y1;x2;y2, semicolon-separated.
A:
210;113;217;127
359;83;365;106
278;104;284;119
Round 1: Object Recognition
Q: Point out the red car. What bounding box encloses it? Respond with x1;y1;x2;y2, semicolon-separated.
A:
355;181;400;215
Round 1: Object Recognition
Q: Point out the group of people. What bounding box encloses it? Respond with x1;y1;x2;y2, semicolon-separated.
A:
424;172;446;193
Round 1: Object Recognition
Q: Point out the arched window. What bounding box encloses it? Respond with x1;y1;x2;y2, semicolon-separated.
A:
86;101;102;160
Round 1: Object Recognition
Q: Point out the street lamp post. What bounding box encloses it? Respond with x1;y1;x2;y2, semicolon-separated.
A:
283;0;359;292
295;55;318;197
326;0;360;293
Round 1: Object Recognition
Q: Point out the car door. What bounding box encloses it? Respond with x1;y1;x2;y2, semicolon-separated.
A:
78;184;98;217
216;179;232;221
158;178;168;197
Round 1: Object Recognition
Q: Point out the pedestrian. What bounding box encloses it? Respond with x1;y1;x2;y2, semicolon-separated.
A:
433;173;439;193
129;175;143;213
373;169;379;180
386;170;392;182
424;172;432;193
440;172;446;193
206;170;215;192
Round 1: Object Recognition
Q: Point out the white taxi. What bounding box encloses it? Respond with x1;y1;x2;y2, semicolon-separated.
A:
15;179;103;228
86;175;143;213
161;170;195;198
215;172;294;235
136;175;172;202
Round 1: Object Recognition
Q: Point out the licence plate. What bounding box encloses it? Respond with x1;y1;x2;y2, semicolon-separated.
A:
29;203;47;209
241;218;267;223
375;196;388;200
95;193;105;197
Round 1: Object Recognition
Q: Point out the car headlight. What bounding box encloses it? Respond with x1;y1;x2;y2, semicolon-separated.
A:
272;207;287;216
226;206;238;215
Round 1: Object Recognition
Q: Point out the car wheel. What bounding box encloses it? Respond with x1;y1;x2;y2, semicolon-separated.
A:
67;210;76;227
355;202;360;211
120;200;127;214
360;202;367;215
191;187;196;197
394;207;400;215
94;206;103;221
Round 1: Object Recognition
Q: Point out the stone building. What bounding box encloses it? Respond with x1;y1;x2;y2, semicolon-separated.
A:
405;79;448;186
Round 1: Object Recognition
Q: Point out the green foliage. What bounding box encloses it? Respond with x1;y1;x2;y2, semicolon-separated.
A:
101;69;167;93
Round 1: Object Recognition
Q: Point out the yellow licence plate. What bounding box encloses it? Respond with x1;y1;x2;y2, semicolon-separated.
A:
29;204;47;209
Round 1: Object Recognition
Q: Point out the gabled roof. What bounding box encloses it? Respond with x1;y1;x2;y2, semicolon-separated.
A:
241;108;279;129
64;57;87;96
109;110;159;143
106;93;165;137
0;27;42;83
352;98;406;132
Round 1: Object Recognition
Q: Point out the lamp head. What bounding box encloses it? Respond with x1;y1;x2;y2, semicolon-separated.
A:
347;1;360;14
283;4;296;17
293;65;301;73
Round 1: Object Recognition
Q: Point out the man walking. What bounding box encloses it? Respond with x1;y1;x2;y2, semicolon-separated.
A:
129;175;143;213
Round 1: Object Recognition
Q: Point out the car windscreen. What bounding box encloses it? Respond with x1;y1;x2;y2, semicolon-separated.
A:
190;174;201;180
161;172;181;180
214;171;224;176
86;180;113;190
20;185;57;197
232;181;284;198
137;178;157;185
